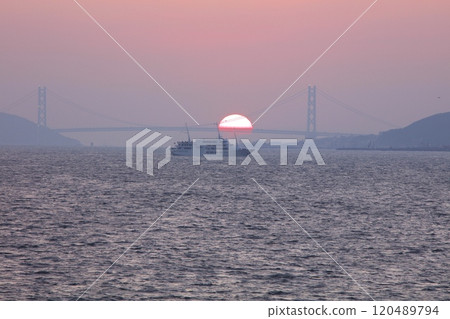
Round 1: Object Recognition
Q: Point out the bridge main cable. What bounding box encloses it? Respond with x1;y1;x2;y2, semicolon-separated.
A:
72;0;200;125
252;0;379;126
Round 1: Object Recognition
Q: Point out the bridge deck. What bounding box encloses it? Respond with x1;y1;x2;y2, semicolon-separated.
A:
53;126;355;137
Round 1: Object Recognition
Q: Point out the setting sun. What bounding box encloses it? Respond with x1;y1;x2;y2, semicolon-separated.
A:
218;114;253;132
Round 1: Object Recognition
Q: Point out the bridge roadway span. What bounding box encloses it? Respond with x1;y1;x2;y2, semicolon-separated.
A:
53;126;354;137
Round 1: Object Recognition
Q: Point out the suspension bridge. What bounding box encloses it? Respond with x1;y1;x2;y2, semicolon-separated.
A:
1;86;397;139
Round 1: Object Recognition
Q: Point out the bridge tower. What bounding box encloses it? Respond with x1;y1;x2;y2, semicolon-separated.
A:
307;85;316;138
38;86;47;128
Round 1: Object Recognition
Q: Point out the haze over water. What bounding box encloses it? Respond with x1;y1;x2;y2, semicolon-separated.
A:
0;147;448;300
2;0;449;144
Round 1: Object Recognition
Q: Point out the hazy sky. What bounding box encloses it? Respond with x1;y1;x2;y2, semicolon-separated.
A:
1;0;449;144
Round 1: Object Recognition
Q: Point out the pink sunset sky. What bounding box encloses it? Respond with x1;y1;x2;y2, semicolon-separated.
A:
1;0;449;143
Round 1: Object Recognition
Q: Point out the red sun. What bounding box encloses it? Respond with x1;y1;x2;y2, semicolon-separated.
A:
218;114;253;132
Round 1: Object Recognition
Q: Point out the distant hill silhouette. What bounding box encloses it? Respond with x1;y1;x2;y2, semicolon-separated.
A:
0;112;80;146
317;112;450;149
376;112;450;147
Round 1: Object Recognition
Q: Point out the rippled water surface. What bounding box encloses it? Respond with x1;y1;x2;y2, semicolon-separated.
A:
0;147;449;300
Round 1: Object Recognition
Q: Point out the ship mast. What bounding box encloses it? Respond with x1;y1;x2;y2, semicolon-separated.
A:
215;122;221;139
185;123;191;142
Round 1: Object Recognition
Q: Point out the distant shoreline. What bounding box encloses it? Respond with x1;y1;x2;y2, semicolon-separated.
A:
336;146;450;152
